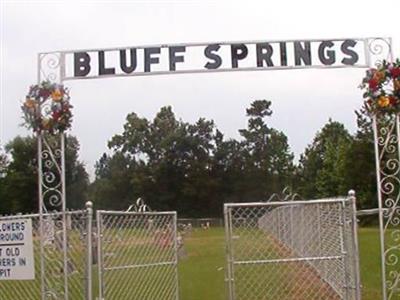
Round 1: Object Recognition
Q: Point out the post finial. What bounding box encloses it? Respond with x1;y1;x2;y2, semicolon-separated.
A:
348;190;356;198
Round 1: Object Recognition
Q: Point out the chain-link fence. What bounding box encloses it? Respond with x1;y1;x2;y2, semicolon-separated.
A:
224;197;361;300
97;211;179;300
0;210;89;300
1;199;361;300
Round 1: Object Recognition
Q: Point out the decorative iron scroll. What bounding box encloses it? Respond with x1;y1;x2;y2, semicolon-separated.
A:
367;38;393;67
40;134;63;211
36;50;69;300
266;186;302;202
373;114;400;300
38;133;68;300
38;53;64;83
126;197;151;212
367;37;399;300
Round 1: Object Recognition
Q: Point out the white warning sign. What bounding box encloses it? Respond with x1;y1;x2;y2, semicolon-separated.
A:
0;219;35;280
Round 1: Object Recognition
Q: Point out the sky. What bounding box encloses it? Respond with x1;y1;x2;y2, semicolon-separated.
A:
1;0;400;180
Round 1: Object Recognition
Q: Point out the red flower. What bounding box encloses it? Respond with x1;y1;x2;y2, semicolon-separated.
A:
52;111;61;121
390;67;400;78
369;78;379;90
389;96;398;106
39;88;51;99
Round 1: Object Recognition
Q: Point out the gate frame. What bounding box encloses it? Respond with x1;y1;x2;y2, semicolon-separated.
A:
0;204;94;300
96;210;180;300
224;192;361;300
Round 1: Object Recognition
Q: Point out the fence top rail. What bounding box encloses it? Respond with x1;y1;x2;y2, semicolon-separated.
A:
356;207;394;216
178;218;221;221
97;210;177;216
224;197;348;208
0;210;87;220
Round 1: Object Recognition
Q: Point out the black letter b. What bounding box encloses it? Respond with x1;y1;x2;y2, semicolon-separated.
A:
74;52;91;77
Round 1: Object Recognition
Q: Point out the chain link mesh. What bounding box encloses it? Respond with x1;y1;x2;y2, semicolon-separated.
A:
0;211;89;300
98;211;179;300
225;198;359;300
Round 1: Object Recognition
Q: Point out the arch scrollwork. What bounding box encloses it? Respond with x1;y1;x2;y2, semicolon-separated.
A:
39;53;63;83
38;132;67;300
40;134;63;212
367;38;393;68
373;114;400;300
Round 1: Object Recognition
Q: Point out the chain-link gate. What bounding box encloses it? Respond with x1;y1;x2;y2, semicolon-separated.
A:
0;210;90;300
96;211;179;300
224;197;361;300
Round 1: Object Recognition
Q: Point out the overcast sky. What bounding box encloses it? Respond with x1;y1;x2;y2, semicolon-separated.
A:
1;0;400;180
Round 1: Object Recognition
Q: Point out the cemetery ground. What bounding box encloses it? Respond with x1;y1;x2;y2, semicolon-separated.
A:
179;227;382;300
1;226;382;299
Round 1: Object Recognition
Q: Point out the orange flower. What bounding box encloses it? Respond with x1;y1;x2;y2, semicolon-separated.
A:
42;118;51;130
373;71;386;83
51;89;63;102
394;79;400;91
378;96;390;107
24;98;36;108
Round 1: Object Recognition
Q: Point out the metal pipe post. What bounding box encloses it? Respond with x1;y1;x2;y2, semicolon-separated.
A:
173;212;180;300
224;205;234;300
38;133;46;300
85;201;93;300
339;201;350;300
60;133;69;300
372;115;388;300
348;190;361;300
97;210;104;300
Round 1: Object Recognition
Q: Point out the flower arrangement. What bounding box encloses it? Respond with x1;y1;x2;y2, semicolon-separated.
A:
21;81;73;133
360;59;400;115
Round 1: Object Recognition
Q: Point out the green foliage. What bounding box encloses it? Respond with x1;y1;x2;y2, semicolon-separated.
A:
91;100;381;215
0;151;8;176
342;109;376;209
297;119;353;198
64;136;90;209
90;152;135;210
93;106;221;216
1;99;381;216
0;135;89;214
91;101;295;216
2;136;37;213
239;100;294;200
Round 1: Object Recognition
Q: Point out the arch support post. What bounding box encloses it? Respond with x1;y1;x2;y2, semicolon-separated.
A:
373;114;400;300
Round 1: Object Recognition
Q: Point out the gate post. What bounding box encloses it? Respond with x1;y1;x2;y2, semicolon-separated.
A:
365;38;399;300
96;210;104;300
372;114;400;300
85;201;93;300
36;53;69;300
224;204;235;300
173;212;180;300
348;190;361;300
339;199;350;300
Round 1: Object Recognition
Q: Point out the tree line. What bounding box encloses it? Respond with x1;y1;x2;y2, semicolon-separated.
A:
0;100;376;217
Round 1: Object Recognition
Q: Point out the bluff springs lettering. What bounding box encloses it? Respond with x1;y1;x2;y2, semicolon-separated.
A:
64;39;368;79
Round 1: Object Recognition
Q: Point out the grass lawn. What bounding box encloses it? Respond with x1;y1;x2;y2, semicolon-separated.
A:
0;226;385;299
179;227;383;300
357;227;383;300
